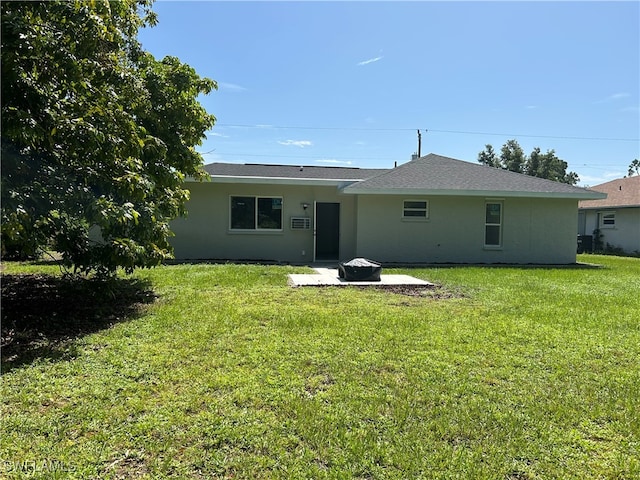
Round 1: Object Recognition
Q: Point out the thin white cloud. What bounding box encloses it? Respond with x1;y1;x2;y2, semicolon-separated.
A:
620;106;639;113
525;105;538;110
608;92;630;100
604;171;624;179
209;132;229;138
357;56;383;66
218;82;247;92
317;159;353;166
278;140;312;148
578;172;625;187
595;92;630;103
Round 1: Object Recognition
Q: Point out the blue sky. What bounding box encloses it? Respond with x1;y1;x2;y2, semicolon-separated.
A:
138;1;639;186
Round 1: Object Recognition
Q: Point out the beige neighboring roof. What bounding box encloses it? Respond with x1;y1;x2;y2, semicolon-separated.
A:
579;176;640;209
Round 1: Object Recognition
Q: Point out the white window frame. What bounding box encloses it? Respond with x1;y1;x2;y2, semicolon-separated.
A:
229;196;283;231
600;211;616;229
402;199;429;220
484;201;503;248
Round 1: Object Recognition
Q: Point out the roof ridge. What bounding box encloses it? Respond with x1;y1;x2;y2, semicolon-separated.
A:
206;161;387;171
243;163;376;170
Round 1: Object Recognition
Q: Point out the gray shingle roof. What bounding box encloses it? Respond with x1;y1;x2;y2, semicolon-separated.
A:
343;153;606;199
201;155;605;200
204;162;388;181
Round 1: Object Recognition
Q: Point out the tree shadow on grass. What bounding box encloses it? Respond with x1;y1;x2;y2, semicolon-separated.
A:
1;274;156;372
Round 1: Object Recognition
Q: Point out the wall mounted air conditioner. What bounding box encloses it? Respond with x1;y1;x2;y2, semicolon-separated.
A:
290;217;311;230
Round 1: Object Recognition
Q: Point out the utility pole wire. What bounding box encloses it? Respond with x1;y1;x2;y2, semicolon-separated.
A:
214;123;638;142
216;123;413;132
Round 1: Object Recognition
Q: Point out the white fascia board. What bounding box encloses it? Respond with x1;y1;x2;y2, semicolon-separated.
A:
579;204;640;210
340;187;608;200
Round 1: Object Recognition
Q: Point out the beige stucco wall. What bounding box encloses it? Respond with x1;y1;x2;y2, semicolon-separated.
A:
170;181;357;263
581;208;640;253
354;195;580;264
172;183;583;264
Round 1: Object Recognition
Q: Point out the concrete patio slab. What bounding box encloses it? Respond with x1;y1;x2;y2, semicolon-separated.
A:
288;268;434;287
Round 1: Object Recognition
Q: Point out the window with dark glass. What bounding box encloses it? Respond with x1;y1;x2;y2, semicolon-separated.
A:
485;202;502;247
257;197;282;229
231;196;282;230
601;212;615;228
403;200;428;218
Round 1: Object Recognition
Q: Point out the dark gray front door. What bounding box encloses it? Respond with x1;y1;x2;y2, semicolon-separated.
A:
315;202;340;261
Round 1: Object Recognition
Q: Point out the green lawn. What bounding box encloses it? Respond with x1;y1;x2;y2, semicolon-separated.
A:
1;255;639;479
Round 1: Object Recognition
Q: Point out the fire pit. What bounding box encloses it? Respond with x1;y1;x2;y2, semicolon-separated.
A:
338;258;382;282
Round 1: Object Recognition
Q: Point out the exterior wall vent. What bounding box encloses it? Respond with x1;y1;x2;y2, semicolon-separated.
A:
290;217;311;230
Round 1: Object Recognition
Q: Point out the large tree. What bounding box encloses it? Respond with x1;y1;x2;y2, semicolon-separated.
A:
525;148;579;185
500;139;526;174
1;1;216;274
477;140;579;185
477;144;500;168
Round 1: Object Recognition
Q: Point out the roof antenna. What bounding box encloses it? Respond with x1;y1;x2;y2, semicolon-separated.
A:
417;129;422;158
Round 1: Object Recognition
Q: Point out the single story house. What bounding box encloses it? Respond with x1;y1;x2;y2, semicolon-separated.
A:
578;175;640;254
170;153;606;264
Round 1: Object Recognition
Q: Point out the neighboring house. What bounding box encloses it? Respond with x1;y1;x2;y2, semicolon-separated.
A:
171;153;605;264
578;175;640;254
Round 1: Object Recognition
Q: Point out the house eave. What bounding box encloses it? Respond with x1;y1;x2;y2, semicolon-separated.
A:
578;203;640;210
340;187;607;200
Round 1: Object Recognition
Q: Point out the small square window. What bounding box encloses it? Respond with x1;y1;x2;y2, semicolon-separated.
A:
601;212;615;229
403;200;428;219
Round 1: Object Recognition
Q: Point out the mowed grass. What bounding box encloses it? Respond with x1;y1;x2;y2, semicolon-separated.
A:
1;255;639;479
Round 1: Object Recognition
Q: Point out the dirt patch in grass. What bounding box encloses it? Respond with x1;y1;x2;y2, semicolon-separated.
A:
370;284;467;299
310;283;467;300
1;274;156;371
385;285;464;298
